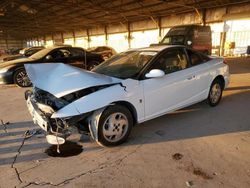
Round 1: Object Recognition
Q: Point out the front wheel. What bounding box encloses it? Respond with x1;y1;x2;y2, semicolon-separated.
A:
13;68;32;87
97;105;133;146
207;79;223;107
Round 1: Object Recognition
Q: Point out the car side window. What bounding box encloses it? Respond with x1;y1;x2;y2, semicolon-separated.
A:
187;49;207;66
69;48;84;57
149;48;188;74
50;49;71;59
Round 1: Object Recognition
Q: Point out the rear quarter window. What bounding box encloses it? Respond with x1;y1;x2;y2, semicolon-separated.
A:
187;49;210;66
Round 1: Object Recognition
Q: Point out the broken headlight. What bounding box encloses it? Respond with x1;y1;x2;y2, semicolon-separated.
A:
33;87;69;110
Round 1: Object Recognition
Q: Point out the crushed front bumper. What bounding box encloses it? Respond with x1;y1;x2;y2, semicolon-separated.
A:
26;95;49;131
26;95;67;145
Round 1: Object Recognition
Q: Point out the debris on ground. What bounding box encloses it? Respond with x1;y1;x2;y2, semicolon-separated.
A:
193;168;213;179
0;119;10;133
25;129;44;138
172;153;183;160
186;181;194;187
0;119;10;125
155;130;166;137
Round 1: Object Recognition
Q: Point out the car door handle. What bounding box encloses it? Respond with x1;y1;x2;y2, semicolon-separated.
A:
187;75;196;80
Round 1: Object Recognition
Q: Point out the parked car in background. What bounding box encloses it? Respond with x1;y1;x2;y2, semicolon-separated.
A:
158;25;212;55
2;46;45;62
19;46;45;55
88;46;117;59
25;45;229;147
0;46;104;87
6;48;23;55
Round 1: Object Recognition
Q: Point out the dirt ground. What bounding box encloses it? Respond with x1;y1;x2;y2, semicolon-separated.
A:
0;57;250;188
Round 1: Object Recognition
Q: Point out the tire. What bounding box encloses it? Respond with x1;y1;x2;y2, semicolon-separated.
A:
97;105;133;146
13;68;32;87
207;79;223;107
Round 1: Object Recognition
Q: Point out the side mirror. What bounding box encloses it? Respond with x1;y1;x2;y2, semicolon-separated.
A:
187;41;192;45
145;69;165;78
45;55;52;60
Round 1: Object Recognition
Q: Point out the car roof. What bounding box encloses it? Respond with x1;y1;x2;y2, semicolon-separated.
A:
46;46;83;50
130;45;185;52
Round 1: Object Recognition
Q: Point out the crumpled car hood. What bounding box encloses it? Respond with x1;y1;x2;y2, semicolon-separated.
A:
25;63;122;98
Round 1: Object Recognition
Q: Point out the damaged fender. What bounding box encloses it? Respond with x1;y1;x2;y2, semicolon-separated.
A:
88;107;106;143
51;79;144;122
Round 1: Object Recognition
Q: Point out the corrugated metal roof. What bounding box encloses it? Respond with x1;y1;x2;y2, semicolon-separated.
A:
0;0;249;39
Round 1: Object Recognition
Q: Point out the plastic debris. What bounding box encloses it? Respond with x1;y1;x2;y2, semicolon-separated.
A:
186;181;194;187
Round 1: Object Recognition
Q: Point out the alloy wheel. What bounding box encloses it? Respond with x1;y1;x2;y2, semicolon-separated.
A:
210;83;222;104
102;112;129;143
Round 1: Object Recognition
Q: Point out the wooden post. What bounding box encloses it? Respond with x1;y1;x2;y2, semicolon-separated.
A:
5;34;8;50
127;22;131;48
104;26;108;46
43;35;46;46
158;17;162;42
220;30;226;56
87;29;90;48
72;30;76;47
202;9;206;26
51;33;54;45
61;32;64;44
220;8;228;56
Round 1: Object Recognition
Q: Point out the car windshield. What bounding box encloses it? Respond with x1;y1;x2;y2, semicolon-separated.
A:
161;35;184;45
25;49;42;56
93;50;157;79
29;48;52;59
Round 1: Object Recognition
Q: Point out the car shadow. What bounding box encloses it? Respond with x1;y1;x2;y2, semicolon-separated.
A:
126;88;250;146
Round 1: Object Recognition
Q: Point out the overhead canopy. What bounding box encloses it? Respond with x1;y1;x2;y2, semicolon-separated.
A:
0;0;249;39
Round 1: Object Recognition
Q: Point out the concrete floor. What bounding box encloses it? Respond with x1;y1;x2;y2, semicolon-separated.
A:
0;57;250;188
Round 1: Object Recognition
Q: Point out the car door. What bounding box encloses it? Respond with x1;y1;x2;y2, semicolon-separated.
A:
141;47;199;120
46;48;68;63
67;48;86;68
185;49;211;101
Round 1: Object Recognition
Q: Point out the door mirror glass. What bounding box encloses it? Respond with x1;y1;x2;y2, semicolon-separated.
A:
187;41;192;45
45;55;53;60
145;69;165;78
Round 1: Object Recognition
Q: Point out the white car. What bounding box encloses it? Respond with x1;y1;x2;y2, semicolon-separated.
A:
25;45;230;147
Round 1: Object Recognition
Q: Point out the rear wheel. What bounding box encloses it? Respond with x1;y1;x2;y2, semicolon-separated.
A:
97;105;133;146
207;79;223;107
14;68;32;87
